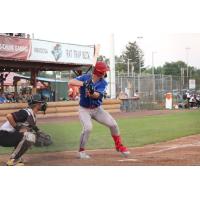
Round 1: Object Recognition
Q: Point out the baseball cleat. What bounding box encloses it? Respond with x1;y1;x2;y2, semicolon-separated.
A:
78;151;91;159
116;145;130;157
6;158;24;166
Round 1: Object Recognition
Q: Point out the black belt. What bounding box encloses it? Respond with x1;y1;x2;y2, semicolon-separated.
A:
82;105;99;109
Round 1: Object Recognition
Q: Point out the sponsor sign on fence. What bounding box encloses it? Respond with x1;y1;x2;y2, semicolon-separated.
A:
189;79;195;90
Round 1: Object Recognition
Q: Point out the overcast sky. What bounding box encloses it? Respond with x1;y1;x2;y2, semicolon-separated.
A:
35;32;200;69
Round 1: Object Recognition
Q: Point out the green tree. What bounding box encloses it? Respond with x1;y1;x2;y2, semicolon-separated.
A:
115;55;127;72
163;61;187;76
97;55;109;64
154;66;163;74
121;41;144;73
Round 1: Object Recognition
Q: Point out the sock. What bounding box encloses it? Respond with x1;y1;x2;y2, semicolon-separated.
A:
112;135;122;149
79;147;85;152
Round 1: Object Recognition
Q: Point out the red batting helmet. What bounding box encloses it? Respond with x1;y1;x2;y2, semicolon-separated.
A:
93;61;110;77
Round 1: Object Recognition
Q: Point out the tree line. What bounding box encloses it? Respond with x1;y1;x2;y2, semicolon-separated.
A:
97;41;200;80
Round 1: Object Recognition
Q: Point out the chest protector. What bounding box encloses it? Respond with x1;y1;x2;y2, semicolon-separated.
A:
23;108;36;127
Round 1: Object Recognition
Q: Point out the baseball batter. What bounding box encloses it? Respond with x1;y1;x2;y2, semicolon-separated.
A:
69;61;130;159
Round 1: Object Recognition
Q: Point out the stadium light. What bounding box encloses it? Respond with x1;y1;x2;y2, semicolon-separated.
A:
185;47;191;89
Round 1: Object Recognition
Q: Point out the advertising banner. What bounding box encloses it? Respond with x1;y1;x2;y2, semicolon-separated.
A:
29;39;94;65
0;35;95;65
0;35;31;60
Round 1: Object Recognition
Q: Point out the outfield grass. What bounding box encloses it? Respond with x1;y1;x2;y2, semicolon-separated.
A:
0;111;200;154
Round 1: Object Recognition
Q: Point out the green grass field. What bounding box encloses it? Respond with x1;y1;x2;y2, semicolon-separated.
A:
0;111;200;155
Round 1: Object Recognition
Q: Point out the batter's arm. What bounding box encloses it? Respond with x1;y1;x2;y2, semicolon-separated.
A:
68;79;84;87
88;92;101;99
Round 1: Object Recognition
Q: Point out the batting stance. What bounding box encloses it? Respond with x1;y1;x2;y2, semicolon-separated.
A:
69;61;130;159
0;95;47;166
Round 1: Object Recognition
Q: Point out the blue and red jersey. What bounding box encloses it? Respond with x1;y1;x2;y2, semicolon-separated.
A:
75;74;107;108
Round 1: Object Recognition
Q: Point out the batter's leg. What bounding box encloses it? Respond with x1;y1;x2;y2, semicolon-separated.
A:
78;106;93;151
92;107;119;135
92;107;130;156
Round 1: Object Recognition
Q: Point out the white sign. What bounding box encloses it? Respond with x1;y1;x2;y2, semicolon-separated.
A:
189;79;195;89
28;39;94;65
165;93;172;109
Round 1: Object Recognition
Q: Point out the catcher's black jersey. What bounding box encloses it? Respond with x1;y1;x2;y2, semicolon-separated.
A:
12;109;29;123
0;109;36;132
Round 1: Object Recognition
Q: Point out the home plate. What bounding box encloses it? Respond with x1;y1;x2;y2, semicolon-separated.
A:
118;158;138;162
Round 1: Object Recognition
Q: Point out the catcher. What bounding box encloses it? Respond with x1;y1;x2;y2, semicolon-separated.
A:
0;94;51;166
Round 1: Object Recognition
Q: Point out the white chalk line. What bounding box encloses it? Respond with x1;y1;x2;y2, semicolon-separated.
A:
145;142;200;155
116;142;200;162
66;142;200;155
118;159;138;162
36;141;200;164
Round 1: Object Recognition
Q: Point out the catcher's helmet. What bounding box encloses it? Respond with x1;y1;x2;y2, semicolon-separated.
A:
28;94;47;113
93;61;110;77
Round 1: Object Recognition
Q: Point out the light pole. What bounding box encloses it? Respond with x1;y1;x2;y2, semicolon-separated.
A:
131;64;135;76
152;51;156;102
185;47;191;89
137;36;143;93
115;61;125;92
54;71;57;101
109;33;116;99
152;51;157;75
116;60;136;77
127;59;132;76
137;36;143;75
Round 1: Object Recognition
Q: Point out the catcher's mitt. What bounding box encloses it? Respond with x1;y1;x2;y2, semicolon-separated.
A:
34;131;53;147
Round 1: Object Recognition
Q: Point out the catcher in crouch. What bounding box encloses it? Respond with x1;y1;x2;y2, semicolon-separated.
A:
0;94;47;166
69;61;130;159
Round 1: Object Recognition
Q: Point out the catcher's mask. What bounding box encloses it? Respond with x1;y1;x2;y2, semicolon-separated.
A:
28;94;47;114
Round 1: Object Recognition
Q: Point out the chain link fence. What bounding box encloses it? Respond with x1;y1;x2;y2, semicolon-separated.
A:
115;72;200;111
